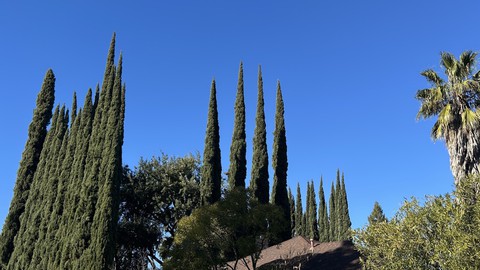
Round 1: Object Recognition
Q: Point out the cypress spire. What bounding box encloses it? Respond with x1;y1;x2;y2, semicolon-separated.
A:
0;69;55;268
71;92;77;125
334;170;342;240
308;181;319;240
305;182;311;237
338;172;352;240
329;182;336;241
271;81;290;240
295;183;303;237
250;65;269;203
288;188;295;237
318;177;329;242
201;79;222;205
228;62;247;189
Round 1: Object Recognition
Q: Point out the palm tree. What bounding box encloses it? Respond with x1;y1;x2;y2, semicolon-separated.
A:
416;51;480;185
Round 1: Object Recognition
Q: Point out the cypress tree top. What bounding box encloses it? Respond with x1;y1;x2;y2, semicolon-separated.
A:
228;62;247;189
201;79;222;205
250;65;269;204
0;69;55;267
271;81;290;241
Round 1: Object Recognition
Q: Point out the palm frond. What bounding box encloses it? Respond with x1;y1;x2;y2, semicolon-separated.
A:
474;71;480;81
441;52;456;71
431;120;443;140
460;50;477;73
421;69;443;86
461;108;478;129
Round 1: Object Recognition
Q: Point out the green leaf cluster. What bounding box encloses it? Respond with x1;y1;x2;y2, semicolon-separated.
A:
354;175;480;269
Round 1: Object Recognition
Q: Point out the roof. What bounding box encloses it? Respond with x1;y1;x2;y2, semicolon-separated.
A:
228;236;361;270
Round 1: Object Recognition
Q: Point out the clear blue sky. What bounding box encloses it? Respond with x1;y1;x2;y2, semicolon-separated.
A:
1;1;479;230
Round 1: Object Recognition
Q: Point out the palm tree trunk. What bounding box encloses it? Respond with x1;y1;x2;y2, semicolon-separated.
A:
446;128;480;185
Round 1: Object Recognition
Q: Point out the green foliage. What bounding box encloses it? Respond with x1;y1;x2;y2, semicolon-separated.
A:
338;173;351;240
328;182;336;241
250;66;269;204
294;183;303;237
0;69;55;268
368;202;387;225
201;79;222;205
354;175;480;269
116;154;201;269
228;62;247;189
165;189;286;270
318;177;329;242
307;181;319;240
271;81;290;241
288;188;295;237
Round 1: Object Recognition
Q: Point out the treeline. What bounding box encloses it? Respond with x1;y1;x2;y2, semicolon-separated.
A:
290;170;351;242
0;34;124;270
0;36;353;270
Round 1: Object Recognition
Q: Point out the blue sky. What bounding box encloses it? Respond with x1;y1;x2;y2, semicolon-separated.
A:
1;1;479;230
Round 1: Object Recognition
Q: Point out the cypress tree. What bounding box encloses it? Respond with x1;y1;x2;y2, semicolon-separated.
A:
318;177;329;242
368;201;387;225
334;170;342;240
338;173;352;240
288;188;295;237
201;79;222;205
271;81;290;241
45;96;83;269
304;182;311;237
71;92;77;125
60;33;121;269
308;181;319;240
0;70;55;268
83;52;124;269
58;89;95;269
228;62;247;189
250;66;269;204
7;106;64;270
329;182;336;241
30;108;70;270
295;183;303;237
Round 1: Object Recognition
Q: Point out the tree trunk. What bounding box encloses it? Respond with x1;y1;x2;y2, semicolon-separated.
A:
446;128;480;185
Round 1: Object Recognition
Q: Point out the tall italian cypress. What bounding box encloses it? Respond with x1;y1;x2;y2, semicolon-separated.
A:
329;182;336;241
295;183;303;237
288;188;295;237
338;173;352;240
304;182;311;237
308;181;319;240
201;79;222;205
0;69;55;268
228;62;247;189
334;170;342;240
271;81;290;241
7;106;66;270
250;66;269;204
318;177;329;242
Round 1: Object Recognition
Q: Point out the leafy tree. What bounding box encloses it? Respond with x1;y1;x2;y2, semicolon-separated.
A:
201;79;222;205
354;175;480;269
368;202;387;225
228;62;247;189
166;189;286;270
0;69;55;268
250;66;269;204
416;51;480;185
271;81;290;241
115;154;201;269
